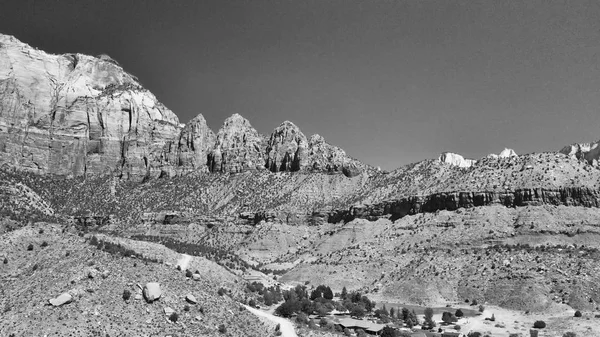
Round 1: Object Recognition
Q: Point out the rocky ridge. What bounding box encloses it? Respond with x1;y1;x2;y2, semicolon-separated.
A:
561;140;600;166
0;34;366;180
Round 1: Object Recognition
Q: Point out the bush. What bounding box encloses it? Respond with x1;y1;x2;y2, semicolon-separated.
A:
3;257;7;264
218;324;227;333
122;289;131;301
530;329;539;337
471;299;478;306
218;288;226;296
184;304;190;312
479;305;485;312
249;299;256;307
533;320;546;329
574;310;582;317
455;308;464;317
468;333;482;337
38;229;44;234
454;324;461;331
185;269;193;278
563;333;576;337
41;241;48;248
27;244;33;251
169;312;179;322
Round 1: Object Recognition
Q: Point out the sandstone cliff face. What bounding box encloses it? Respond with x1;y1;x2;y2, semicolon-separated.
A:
329;187;600;223
560;141;600;166
207;114;266;173
0;34;369;178
177;114;215;173
0;34;188;179
265;121;307;172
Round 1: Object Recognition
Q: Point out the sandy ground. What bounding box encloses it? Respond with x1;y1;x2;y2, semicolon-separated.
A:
244;305;298;337
429;303;600;337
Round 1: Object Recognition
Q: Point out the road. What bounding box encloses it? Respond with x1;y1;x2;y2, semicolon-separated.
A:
243;305;297;337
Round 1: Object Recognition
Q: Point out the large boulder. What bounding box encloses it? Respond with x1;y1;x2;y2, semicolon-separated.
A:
49;293;72;307
143;282;162;303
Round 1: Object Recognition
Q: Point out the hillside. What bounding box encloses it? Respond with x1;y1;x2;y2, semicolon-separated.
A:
0;223;274;336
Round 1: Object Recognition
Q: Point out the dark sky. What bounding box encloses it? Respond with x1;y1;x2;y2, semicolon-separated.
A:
2;0;600;170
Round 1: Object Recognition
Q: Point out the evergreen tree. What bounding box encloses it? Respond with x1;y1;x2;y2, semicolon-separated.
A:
390;307;395;319
341;286;348;300
423;307;436;329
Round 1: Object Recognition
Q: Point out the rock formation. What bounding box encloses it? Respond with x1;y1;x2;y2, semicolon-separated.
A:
560;141;600;165
438;152;476;168
0;34;368;178
143;282;162;303
265;121;307;172
207;114;266;173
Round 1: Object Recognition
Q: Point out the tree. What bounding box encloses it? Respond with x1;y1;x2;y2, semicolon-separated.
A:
442;311;457;324
275;299;300;317
390;307;396;319
248;299;256;307
341;286;348;300
323;286;334;300
351;306;365;318
382;304;389;316
533;321;546;329
455;308;464;317
169;312;179;322
381;326;397;337
423;307;436;329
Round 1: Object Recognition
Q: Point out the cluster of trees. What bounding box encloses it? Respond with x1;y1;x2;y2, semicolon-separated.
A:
245;282;283;306
274;285;375;319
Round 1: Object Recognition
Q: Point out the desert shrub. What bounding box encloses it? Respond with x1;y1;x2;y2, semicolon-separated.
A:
356;328;367;337
3;257;7;264
184;304;190;312
533;320;546;329
296;312;309;324
574;310;582;317
471;299;478;306
122;289;131;301
308;319;318;329
218;288;226;296
41;241;48;247
89;236;99;246
248;299;256;307
27;244;33;251
176;265;182;271
530;329;539;337
218;324;226;333
275;323;280;332
468;332;482;337
479;304;485;312
509;334;520;337
563;333;576;337
454;324;461;330
169;312;179;322
32;263;38;271
185;269;193;278
38;229;44;234
455;308;464;317
343;328;352;336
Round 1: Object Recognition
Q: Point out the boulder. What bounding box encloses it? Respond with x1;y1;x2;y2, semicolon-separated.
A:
164;307;175;316
49;293;72;307
143;282;162;303
185;294;197;304
192;273;201;281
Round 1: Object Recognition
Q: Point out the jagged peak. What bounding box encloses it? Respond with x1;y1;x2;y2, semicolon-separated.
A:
438;152;476;168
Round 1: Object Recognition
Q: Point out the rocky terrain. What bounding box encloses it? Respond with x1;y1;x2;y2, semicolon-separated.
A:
0;223;274;336
3;32;600;336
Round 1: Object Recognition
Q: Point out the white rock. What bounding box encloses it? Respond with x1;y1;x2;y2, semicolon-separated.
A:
49;293;72;306
164;307;175;316
438;152;476;168
185;294;197;304
143;282;162;303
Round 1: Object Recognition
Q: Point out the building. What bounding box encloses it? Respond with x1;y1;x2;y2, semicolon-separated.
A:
336;318;386;335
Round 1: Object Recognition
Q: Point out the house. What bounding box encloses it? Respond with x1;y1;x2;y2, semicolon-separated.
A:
336;318;386;335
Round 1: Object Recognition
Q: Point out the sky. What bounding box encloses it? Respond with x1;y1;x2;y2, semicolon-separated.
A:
2;0;600;170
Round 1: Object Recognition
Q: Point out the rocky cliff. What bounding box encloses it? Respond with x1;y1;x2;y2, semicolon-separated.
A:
0;34;367;179
329;187;600;222
560;140;600;166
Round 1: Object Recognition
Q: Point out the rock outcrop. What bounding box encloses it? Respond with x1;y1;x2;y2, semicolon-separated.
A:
329;187;600;223
177;114;215;173
207;114;266;173
560;141;600;166
438;152;476;168
265;121;307;172
0;34;187;180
